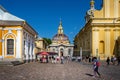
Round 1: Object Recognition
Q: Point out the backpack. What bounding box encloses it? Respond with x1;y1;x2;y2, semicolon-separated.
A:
96;61;100;67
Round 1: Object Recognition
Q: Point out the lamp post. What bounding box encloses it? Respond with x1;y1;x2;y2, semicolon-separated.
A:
80;47;82;61
96;49;98;59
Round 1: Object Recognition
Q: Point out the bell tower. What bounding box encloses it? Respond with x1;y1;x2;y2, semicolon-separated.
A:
58;20;64;34
90;0;95;10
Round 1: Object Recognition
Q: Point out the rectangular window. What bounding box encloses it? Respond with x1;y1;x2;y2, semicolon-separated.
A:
7;39;14;55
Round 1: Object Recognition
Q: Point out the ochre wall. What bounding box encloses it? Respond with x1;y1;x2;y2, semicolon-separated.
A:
0;26;22;58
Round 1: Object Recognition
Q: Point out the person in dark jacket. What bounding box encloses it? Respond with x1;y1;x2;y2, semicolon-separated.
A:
106;57;110;65
117;56;120;65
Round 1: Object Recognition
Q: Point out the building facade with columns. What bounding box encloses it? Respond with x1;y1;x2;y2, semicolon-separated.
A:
0;6;38;61
74;0;120;60
49;21;74;57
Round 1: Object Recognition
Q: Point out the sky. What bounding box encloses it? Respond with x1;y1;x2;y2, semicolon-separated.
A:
0;0;103;43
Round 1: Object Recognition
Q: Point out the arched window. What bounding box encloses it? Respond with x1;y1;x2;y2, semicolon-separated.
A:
7;39;14;55
60;48;64;56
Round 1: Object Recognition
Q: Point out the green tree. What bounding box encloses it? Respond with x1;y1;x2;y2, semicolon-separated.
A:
43;38;52;45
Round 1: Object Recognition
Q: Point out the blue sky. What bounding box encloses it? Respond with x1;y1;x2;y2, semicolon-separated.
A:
0;0;102;43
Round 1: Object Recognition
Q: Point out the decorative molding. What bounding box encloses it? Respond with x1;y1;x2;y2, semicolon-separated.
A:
17;28;22;31
104;29;111;31
0;27;4;30
8;29;12;33
3;28;22;30
92;29;99;31
92;18;115;20
113;29;120;31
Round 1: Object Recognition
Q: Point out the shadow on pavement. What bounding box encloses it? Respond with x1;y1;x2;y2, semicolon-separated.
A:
85;73;94;77
11;61;24;66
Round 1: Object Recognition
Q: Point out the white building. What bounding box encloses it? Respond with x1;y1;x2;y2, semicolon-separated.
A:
49;20;74;57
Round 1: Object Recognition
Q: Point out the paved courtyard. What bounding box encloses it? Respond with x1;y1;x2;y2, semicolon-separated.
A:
0;61;120;80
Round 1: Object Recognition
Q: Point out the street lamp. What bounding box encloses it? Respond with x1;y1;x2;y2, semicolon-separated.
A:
80;47;82;61
96;49;98;59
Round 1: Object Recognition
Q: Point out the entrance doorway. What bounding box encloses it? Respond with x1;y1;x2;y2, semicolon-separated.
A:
60;48;64;56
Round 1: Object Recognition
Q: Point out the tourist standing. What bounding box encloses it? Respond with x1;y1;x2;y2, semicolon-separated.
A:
117;56;120;65
89;56;92;63
106;57;110;65
61;56;64;64
113;56;117;65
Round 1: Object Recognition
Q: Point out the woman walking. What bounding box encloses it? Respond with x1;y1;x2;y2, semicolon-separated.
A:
93;57;101;78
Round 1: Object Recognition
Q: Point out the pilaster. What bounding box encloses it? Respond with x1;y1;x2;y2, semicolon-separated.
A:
114;0;119;18
104;28;111;58
92;28;99;57
16;29;22;59
104;0;110;18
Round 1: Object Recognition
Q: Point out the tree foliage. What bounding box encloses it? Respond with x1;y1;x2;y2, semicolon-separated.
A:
43;38;52;45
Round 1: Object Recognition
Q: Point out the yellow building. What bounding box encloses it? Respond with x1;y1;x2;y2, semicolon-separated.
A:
0;6;38;61
74;0;120;60
35;38;48;53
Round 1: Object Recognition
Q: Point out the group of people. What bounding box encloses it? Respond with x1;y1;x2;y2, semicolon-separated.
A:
106;56;120;65
82;56;97;63
51;56;64;64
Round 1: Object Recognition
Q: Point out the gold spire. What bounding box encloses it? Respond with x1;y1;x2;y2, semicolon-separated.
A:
90;0;95;10
58;19;64;34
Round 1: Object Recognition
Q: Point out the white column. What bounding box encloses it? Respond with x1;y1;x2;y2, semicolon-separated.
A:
29;42;32;61
58;47;60;57
16;29;22;59
25;35;29;61
32;43;35;60
80;47;82;60
69;47;73;60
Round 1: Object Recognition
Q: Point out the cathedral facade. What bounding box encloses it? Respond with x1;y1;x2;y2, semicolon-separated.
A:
49;21;74;57
74;0;120;60
0;6;37;61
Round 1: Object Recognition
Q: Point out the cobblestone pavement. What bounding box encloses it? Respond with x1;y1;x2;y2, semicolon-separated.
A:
0;61;120;80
